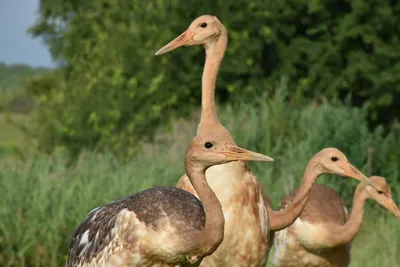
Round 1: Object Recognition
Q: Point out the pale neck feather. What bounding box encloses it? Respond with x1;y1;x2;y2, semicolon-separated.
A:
197;29;235;145
322;184;368;247
268;161;321;231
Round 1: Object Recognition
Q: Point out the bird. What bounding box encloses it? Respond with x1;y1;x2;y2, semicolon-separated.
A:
66;133;273;267
263;148;380;261
271;175;400;267
155;15;378;267
155;15;274;266
266;148;377;232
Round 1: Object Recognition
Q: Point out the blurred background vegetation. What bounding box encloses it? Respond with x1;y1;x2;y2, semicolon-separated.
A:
1;0;400;266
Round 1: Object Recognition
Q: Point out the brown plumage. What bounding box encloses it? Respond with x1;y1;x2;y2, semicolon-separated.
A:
155;15;274;266
66;133;273;267
223;148;377;266
266;148;377;232
272;176;400;267
264;148;378;261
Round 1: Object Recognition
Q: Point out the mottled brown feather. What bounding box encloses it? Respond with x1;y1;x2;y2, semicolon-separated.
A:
180;167;271;267
67;186;205;266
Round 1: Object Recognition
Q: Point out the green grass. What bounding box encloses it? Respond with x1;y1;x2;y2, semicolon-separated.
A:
1;91;399;266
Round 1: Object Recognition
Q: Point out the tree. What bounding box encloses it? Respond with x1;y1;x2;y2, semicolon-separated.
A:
27;0;400;156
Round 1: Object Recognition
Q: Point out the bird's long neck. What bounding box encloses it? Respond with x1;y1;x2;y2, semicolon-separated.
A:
268;163;320;231
198;33;235;144
184;161;224;254
199;36;226;129
323;184;367;247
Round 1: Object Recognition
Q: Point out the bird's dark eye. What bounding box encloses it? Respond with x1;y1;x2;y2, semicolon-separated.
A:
378;190;384;195
200;23;207;28
204;142;213;149
331;157;338;162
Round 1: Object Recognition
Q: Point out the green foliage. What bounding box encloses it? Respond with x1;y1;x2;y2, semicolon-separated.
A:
221;89;400;200
260;0;400;124
0;63;48;111
0;63;48;90
0;113;36;162
27;0;400;155
1;94;399;267
22;71;69;154
28;1;202;156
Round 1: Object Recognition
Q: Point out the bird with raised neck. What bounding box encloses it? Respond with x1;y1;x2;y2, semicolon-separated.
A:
156;15;275;266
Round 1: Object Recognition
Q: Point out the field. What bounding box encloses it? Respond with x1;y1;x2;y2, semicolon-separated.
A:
1;91;399;266
3;0;400;265
0;113;36;160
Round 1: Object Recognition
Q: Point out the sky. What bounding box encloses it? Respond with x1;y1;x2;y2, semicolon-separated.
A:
0;0;54;67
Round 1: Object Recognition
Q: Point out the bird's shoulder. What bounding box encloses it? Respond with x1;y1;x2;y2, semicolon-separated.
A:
67;187;206;265
280;184;347;224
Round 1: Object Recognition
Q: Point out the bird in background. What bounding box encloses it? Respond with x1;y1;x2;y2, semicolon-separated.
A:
271;175;400;267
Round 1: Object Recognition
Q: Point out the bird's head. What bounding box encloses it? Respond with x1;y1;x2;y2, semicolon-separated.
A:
155;15;225;55
185;133;273;169
364;176;400;219
312;148;378;189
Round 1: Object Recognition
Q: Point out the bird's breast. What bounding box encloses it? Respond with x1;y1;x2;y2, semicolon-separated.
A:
272;218;351;267
199;168;271;267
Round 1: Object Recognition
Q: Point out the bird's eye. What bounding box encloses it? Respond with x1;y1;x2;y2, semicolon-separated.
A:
378;190;384;195
331;157;339;162
204;142;213;149
200;23;207;28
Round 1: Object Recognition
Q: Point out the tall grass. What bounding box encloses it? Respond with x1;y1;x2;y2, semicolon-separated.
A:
1;89;399;266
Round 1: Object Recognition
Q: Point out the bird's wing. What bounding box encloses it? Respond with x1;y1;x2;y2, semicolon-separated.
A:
66;200;132;266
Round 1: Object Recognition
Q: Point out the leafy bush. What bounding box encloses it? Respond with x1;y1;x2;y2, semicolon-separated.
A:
0;63;48;112
27;0;400;155
0;63;48;91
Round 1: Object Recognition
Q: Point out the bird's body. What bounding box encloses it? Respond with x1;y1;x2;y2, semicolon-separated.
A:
272;185;351;267
66;134;273;267
272;177;400;267
263;148;377;267
67;187;207;267
177;163;271;267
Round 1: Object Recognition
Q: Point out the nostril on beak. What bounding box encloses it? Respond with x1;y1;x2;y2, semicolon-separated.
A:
349;165;359;175
231;147;243;154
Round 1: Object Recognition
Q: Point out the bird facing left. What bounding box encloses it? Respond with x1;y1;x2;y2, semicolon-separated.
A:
66;133;273;267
